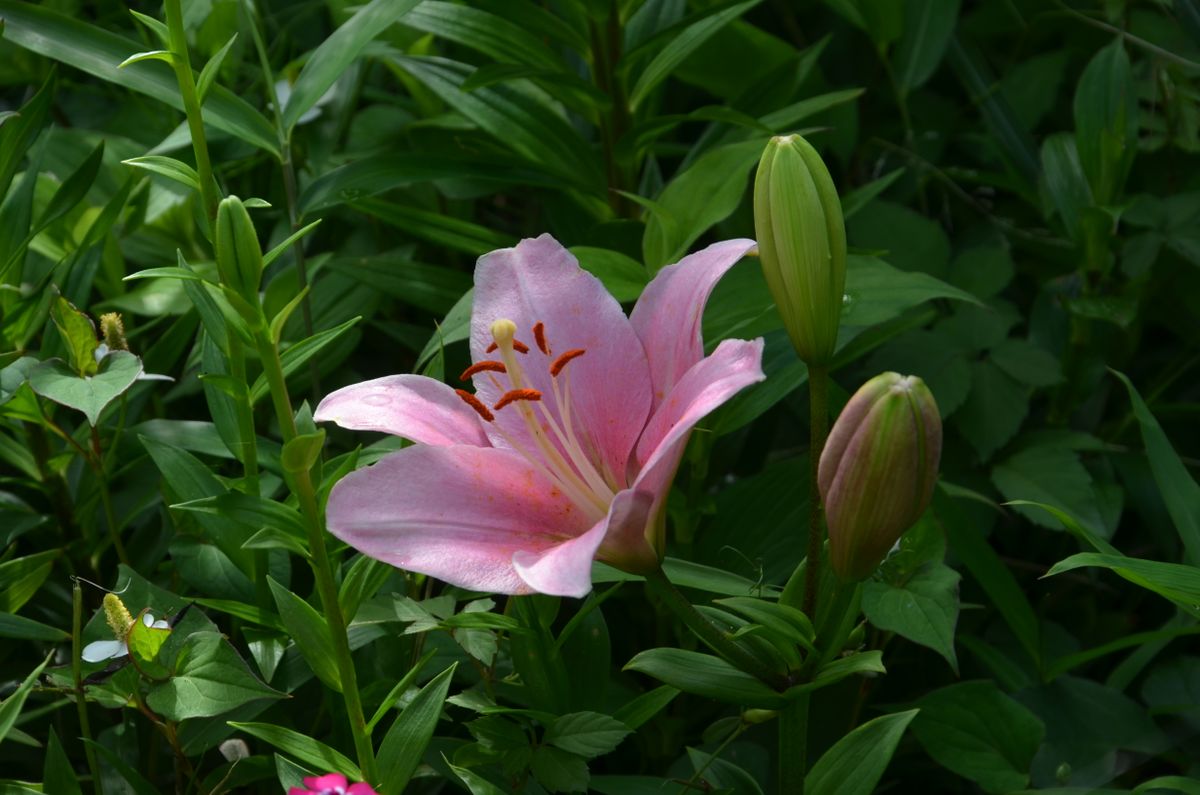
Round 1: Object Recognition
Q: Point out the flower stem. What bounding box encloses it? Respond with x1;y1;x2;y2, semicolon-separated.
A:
780;363;830;794
252;328;379;784
72;581;103;795
803;365;829;617
163;0;219;225
643;566;789;691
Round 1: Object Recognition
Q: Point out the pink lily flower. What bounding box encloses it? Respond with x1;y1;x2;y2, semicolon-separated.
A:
315;234;764;597
288;772;378;795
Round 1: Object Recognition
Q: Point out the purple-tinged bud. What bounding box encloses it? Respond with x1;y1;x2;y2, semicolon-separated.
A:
818;373;942;581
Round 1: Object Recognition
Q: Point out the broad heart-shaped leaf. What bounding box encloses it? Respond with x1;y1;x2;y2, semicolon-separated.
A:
29;351;142;425
146;631;283;720
952;359;1030;462
545;712;631;759
0;356;40;404
992;445;1109;539
1045;553;1200;616
49;296;99;376
624;648;786;708
912;681;1044;794
863;563;960;673
282;0;420;131
1113;370;1200;566
377;663;457;795
531;745;590;794
806;709;919;795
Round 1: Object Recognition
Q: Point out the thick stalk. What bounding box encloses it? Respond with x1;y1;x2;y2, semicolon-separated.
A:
252;328;378;783
72;582;103;795
163;0;219;224
782;364;830;793
643;567;789;691
803;366;829;617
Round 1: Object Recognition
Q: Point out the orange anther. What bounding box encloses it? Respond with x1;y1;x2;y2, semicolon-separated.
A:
460;360;506;381
493;388;542;411
485;340;529;354
549;348;586;377
533;322;550;355
455;389;495;422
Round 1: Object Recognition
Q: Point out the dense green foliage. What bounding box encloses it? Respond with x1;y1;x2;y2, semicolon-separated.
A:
1;0;1199;792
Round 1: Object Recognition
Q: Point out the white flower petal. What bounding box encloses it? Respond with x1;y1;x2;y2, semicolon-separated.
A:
81;639;128;662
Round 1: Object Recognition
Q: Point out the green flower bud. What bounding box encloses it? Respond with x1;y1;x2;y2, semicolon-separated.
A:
215;196;264;304
753;134;847;366
818;373;942;581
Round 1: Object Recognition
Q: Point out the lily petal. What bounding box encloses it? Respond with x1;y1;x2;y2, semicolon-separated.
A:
314;374;490;447
81;639;127;662
630;239;757;410
634;338;766;498
471;234;652;484
302;773;349;791
325;445;596;595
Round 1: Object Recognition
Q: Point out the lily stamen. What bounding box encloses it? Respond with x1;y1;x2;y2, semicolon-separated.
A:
549;349;586;377
533;321;550;355
493;388;542;411
486;340;529;354
455;389;495;422
460;361;506;381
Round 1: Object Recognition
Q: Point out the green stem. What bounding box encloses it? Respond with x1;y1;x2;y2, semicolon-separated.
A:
72;582;103;795
778;695;808;793
228;337;269;608
252;328;378;784
91;426;131;567
803;365;829;618
164;0;219;225
643;567;789;691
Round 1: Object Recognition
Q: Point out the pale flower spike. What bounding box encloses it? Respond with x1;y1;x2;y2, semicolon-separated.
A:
81;593;169;663
314;234;765;597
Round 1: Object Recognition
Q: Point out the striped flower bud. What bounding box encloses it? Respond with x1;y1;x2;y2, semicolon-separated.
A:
753;134;846;366
818;373;942;581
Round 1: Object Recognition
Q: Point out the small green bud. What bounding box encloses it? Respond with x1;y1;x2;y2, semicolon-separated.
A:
215;196;264;304
818;373;942;581
753;134;846;366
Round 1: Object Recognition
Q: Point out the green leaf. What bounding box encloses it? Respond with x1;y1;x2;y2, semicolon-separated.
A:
146;631;283;720
365;649;435;732
1074;39;1138;205
0;612;69;642
34;138;105;233
841;256;979;328
569;247;649;303
545;712;631;758
268;577;342;691
29;351;143;426
121;155;201;191
893;0;960;93
1045;553;1200;614
0;652;51;745
611;686;680;730
403;1;564;70
952;359;1029;461
627;0;763;110
623;648;785;708
1112;370;1200;565
196;33;237;102
392;56;604;191
49;296;98;376
642;139;763;271
448;760;510;795
1040;132;1092;238
248;317;362;405
912;681;1044;794
117;49;172;68
531;745;590;793
126;611;171;663
282;0;421;131
592;556;777;597
990;339;1062;386
713;596;815;651
0;2;278;155
171;492;305;540
43;729;82;795
806;709;918;795
229;721;360;780
862;563;960;672
0;69;54;201
992;446;1107;538
355;198;516;256
281;430;325;474
376;663;456;794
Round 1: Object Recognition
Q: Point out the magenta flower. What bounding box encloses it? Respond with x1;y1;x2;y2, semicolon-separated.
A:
288;772;377;795
315;234;764;597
